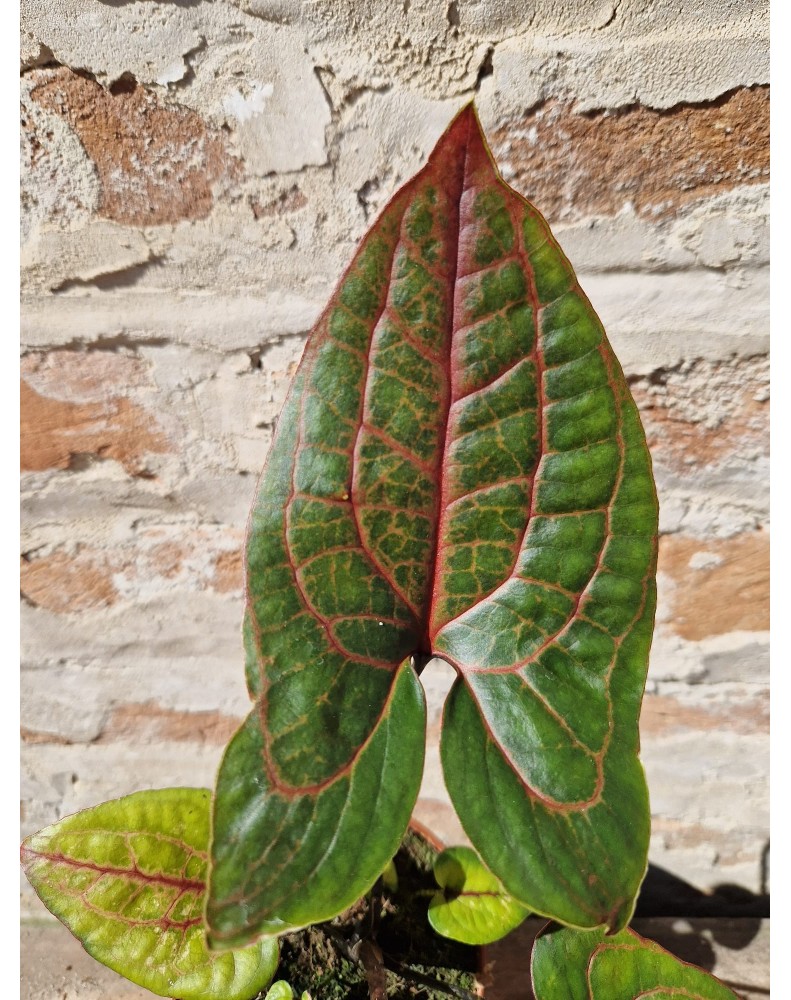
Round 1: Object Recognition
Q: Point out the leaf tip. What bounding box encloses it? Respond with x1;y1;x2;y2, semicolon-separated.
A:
441;99;483;147
19;839;38;872
604;895;634;936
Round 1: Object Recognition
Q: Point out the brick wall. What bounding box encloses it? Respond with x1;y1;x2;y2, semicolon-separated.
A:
21;0;769;916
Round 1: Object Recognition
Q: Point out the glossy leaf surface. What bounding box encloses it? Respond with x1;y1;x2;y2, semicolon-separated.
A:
209;103;657;944
532;924;741;999
209;660;424;945
428;846;530;945
21;788;278;1000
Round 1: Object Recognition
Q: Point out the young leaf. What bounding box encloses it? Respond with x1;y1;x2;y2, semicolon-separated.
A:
531;924;742;999
428;846;529;945
209;102;657;944
264;984;312;1000
264;983;295;1000
21;788;278;1000
382;858;399;893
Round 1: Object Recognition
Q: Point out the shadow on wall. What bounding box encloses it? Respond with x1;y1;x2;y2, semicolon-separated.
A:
483;856;769;1000
483;860;769;1000
630;854;769;994
636;854;769;922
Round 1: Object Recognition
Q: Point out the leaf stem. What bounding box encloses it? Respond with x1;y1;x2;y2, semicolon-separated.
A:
411;653;434;676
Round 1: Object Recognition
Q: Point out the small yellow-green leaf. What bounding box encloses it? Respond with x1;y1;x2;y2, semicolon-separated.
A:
21;788;278;1000
265;983;295;1000
428;846;529;945
382;858;399;893
532;924;741;999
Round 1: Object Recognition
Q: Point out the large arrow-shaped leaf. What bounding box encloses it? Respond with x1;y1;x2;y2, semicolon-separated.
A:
208;103;658;946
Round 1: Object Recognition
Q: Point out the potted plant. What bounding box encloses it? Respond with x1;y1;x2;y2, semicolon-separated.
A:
21;103;745;999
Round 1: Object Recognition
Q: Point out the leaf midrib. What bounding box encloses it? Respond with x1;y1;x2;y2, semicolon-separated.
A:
423;106;473;651
21;845;206;892
426;124;545;648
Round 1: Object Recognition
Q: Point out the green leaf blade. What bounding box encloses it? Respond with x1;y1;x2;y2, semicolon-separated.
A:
208;659;425;946
209;109;476;945
20;788;278;1000
211;103;658;942
431;110;658;931
441;672;651;933
428;846;529;945
532;925;742;999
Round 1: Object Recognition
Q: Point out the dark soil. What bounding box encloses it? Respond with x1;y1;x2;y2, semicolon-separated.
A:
272;829;481;998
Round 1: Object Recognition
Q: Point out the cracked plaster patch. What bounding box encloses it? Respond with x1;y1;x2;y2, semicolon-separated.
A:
245;0;770;114
486;13;768;114
29;68;241;226
21;220;166;295
187;31;330;174
553;184;768;277
673;187;769;270
257;0;766;106
21;1;331;176
488;88;769;223
21;351;172;476
20;77;100;244
20;0;202;86
631;355;768;470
